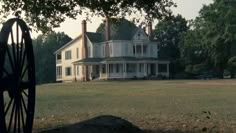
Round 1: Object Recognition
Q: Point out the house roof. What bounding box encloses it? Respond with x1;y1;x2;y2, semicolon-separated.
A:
55;19;151;53
86;32;103;43
54;35;82;54
73;57;170;65
73;58;103;65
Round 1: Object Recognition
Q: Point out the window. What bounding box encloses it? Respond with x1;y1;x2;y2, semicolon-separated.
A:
133;45;136;55
77;66;79;75
65;67;71;76
158;64;167;72
110;45;112;55
88;46;91;57
76;48;79;59
143;45;147;54
137;33;141;40
56;66;62;78
56;54;61;60
65;50;71;60
136;45;142;54
103;45;105;57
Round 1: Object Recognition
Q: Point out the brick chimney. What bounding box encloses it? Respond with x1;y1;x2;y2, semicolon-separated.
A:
82;20;87;58
148;22;153;40
81;20;89;81
105;17;110;57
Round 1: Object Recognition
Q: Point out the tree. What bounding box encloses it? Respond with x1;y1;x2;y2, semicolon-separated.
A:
0;0;176;33
179;0;236;78
153;14;188;77
198;0;236;77
33;32;72;84
228;56;236;78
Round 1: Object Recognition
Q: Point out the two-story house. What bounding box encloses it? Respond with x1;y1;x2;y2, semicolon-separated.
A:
54;18;170;82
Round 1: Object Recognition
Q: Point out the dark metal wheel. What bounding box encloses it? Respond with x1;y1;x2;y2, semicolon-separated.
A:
0;18;35;133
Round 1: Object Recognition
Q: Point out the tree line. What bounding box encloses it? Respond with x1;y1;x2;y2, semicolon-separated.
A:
154;0;236;79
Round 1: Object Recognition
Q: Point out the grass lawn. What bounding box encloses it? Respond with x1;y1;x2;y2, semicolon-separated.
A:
34;79;236;133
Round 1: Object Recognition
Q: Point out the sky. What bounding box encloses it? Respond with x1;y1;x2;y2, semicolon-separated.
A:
0;0;213;39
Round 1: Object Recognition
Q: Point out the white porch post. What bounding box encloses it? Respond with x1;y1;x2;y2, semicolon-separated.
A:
123;63;126;78
144;63;147;76
167;63;170;78
137;63;139;77
156;63;159;76
73;64;76;81
99;64;102;79
106;64;109;79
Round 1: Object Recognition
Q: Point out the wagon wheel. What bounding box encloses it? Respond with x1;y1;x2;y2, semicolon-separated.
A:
0;18;35;133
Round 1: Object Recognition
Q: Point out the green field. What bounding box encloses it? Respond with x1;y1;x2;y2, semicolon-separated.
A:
34;80;236;133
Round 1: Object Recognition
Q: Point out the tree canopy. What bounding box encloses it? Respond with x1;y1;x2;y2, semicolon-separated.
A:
33;32;72;84
0;0;176;33
180;0;236;78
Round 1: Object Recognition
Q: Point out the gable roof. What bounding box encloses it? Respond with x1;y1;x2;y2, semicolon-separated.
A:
97;19;139;41
54;35;82;54
85;32;103;43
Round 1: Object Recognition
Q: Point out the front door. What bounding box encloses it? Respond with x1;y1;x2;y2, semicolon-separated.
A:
150;64;156;76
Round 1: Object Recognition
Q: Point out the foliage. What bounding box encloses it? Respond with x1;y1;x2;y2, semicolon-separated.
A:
179;0;236;78
228;56;236;78
33;32;72;84
0;0;176;33
154;14;188;59
153;14;188;77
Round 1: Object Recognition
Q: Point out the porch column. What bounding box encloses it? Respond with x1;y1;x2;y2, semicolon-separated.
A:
144;63;147;76
99;64;102;79
156;63;159;76
106;64;109;79
137;63;139;77
123;63;126;78
73;64;76;81
167;63;170;78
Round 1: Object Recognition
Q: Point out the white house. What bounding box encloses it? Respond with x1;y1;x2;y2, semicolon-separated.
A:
54;19;170;82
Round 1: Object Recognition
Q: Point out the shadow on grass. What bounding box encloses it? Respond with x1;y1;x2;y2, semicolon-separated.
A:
38;115;199;133
40;125;195;133
143;129;196;133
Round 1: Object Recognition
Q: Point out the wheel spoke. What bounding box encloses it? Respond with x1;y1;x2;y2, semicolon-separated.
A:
18;98;21;133
23;91;28;98
6;44;15;72
18;35;24;74
7;99;16;132
14;101;18;133
21;96;27;114
4;98;13;116
3;67;10;77
10;31;17;67
20;99;25;130
20;50;27;78
16;21;20;67
21;65;28;80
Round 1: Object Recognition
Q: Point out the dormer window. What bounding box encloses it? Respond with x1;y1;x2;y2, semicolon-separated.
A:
137;33;141;40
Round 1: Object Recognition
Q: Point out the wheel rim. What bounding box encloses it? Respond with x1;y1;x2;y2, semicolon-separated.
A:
0;18;35;133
